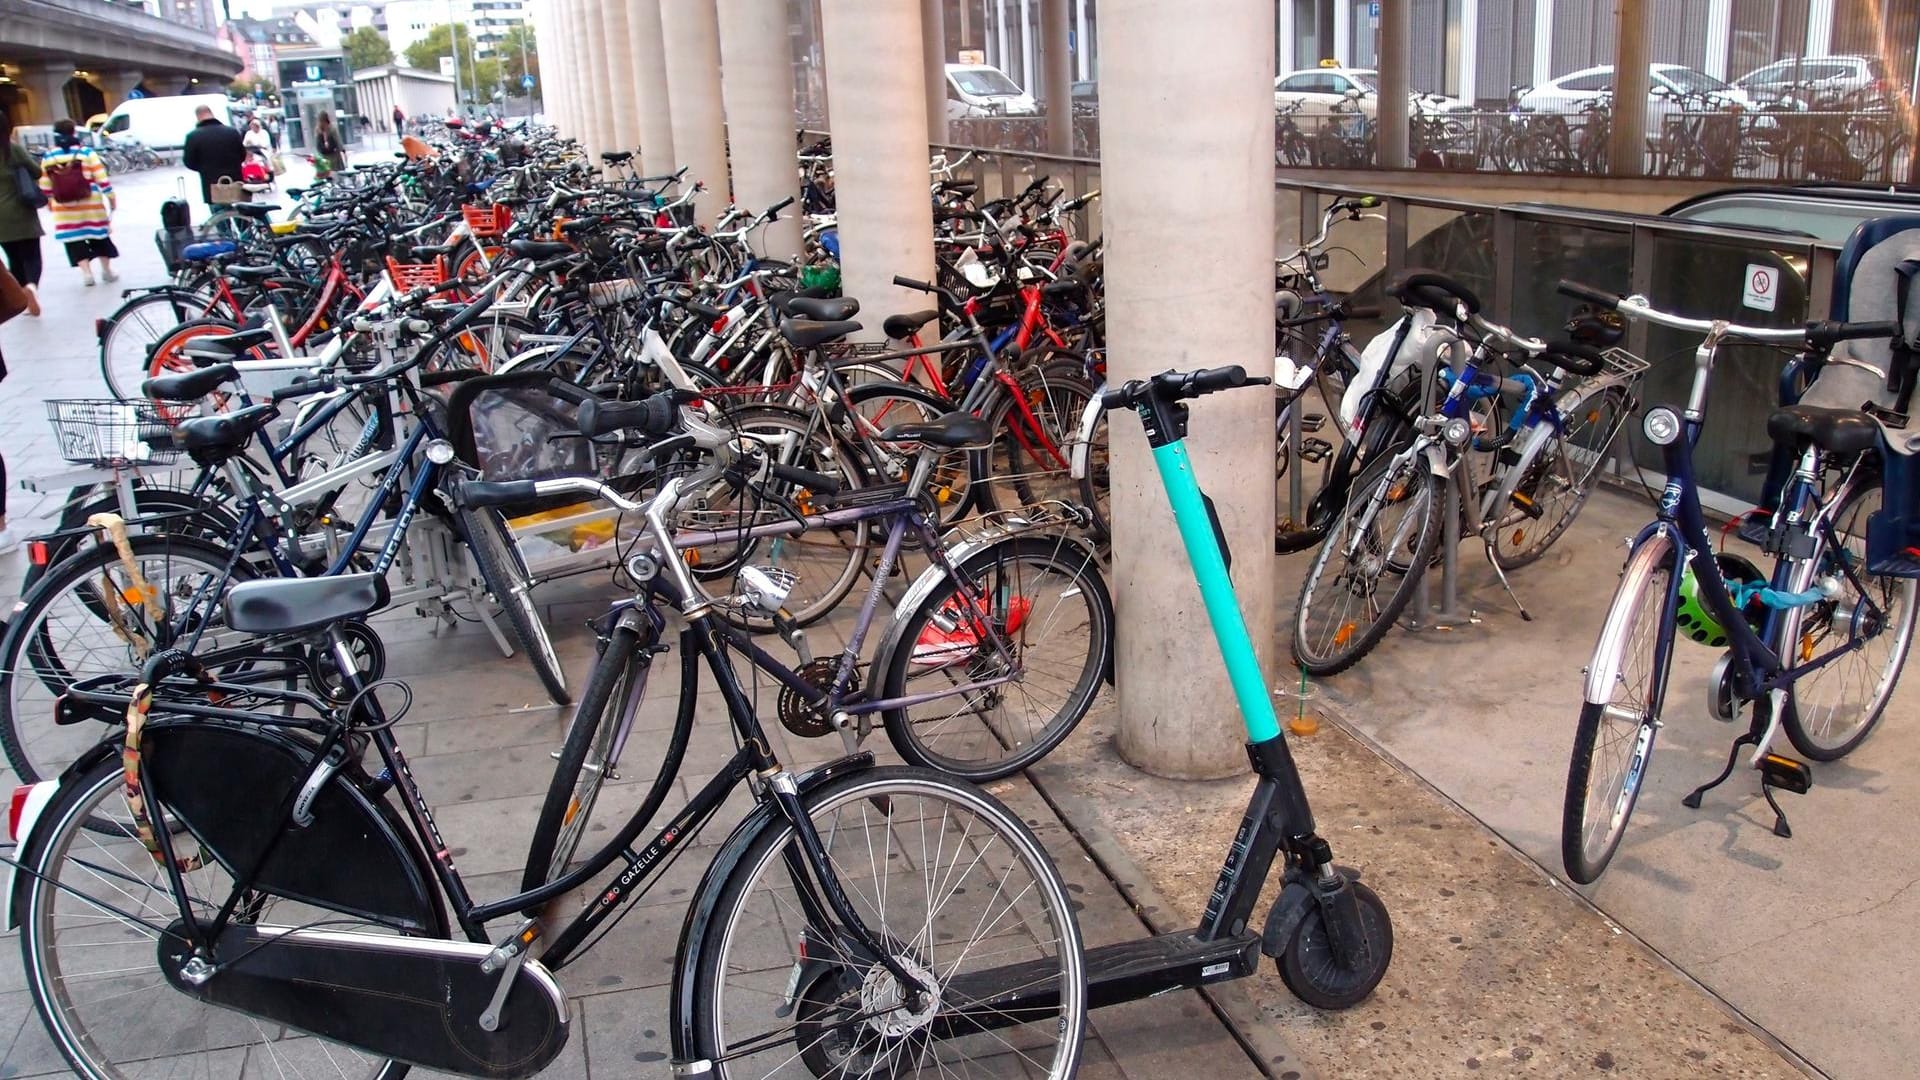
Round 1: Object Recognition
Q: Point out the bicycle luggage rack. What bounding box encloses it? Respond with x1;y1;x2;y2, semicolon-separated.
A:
940;499;1095;548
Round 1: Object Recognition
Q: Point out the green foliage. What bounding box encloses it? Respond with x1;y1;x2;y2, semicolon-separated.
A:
342;26;394;70
497;25;540;97
403;23;477;75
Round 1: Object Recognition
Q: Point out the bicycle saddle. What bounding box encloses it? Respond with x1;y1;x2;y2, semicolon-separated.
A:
225;264;281;282
882;309;939;340
780;294;860;321
178;403;277;456
195;325;278;354
232;202;279;219
509;238;572;259
144;363;239;402
600;150;634;164
1766;405;1880;455
878;411;993;449
181;241;238;262
408;242;459;260
780;318;862;349
224;572;391;635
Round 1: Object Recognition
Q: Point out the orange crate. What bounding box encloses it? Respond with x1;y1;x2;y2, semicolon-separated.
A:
386;256;448;290
462;203;512;238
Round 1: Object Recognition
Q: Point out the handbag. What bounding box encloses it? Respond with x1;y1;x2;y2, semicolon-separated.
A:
0;263;29;326
209;175;246;205
270;153;286;176
12;147;46;210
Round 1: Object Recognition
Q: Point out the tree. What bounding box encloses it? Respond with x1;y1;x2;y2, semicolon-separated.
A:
342;26;393;71
496;25;540;98
403;24;477;76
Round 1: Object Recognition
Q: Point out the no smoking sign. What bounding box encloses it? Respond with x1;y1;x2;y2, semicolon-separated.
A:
1743;263;1778;312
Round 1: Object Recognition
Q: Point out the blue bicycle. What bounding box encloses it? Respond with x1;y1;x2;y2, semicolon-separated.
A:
1557;281;1918;883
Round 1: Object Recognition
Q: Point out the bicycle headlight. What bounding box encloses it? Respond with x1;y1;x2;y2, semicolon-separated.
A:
425;439;457;465
1442;417;1472;447
1643;407;1682;446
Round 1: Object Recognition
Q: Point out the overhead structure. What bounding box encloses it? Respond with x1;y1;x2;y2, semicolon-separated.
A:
717;0;806;258
1098;0;1278;779
819;0;939;340
658;0;731;224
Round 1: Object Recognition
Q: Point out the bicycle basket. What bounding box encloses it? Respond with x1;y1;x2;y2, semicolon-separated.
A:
386;256;449;291
45;399;181;467
461;203;513;238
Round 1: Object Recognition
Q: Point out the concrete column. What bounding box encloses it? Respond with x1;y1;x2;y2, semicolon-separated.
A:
629;0;678;177
581;0;619;158
533;0;567;134
1376;0;1409;167
718;0;804;258
819;0;937;340
1099;0;1275;779
559;0;590;143
1805;0;1834;55
922;0;949;144
1703;0;1732;80
1076;0;1090;79
1609;0;1650;177
1455;0;1479;104
1531;0;1553;84
659;0;730;224
95;70;147;109
1040;0;1072;154
597;0;637;154
1333;0;1351;65
18;63;72;124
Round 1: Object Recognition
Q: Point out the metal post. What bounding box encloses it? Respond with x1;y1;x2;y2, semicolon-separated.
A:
1041;0;1073;154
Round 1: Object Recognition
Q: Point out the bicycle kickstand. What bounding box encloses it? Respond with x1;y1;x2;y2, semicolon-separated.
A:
1683;729;1758;809
1759;776;1794;839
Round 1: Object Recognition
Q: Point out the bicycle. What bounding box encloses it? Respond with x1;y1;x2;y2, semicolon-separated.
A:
1556;280;1917;883
7;551;1088;1078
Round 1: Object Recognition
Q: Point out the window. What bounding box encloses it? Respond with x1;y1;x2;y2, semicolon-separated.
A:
950;69;1022;96
1660;67;1731;94
1276;74;1320;93
1561;71;1612;92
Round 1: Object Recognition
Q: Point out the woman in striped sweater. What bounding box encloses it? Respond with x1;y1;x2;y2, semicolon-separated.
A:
37;119;118;286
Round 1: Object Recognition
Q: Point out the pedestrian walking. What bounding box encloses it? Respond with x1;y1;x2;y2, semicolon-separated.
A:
181;104;245;208
314;112;347;176
38;120;118;287
393;105;406;134
0;113;44;318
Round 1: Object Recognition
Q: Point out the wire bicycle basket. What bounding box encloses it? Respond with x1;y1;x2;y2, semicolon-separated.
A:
45;399;181;468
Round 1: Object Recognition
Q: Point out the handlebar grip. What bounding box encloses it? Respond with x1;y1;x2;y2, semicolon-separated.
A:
271;378;332;403
1022;175;1050;196
1184;365;1252;394
1343;305;1384;320
544;378;592;405
1806;319;1898;349
893;275;934;292
1556;280;1624;309
575;391;678;439
458;479;543;509
767;195;796;215
766;459;844;495
1391;271;1483;315
1099;385;1131;410
1543;339;1607;377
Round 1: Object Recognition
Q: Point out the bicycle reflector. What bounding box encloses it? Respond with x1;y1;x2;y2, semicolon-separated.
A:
1675;553;1767;648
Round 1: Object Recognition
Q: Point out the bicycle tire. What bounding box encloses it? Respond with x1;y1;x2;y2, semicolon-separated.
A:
879;535;1112;781
0;533;264;784
1780;472;1918;760
1291;455;1441;676
16;754;418;1080
690;766;1086;1079
100;291;222;399
1560;535;1676;884
1490;383;1633;571
521;623;682;890
456;504;569;705
1002;364;1095;509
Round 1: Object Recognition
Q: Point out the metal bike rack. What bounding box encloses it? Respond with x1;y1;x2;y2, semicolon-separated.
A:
1402;475;1478;632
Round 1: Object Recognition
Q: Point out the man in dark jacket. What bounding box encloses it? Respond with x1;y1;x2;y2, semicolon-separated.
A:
181;106;245;206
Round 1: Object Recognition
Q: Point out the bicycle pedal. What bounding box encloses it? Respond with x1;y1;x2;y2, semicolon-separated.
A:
1758;753;1812;795
1300;412;1326;433
1299;438;1333;463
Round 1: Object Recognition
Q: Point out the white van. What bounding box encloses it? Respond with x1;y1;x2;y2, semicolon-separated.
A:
945;64;1038;118
102;94;237;155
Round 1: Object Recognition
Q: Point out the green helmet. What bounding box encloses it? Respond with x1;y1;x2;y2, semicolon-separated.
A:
1674;553;1765;647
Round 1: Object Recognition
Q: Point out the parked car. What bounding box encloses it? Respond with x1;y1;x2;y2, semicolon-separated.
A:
1518;63;1753;138
1273;66;1472;120
1732;54;1905;109
945;64;1038;118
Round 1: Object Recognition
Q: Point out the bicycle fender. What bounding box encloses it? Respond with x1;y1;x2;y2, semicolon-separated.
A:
665;752;877;1066
1492;421;1558;512
3;738;123;932
1070;387;1105;480
1584;525;1677;704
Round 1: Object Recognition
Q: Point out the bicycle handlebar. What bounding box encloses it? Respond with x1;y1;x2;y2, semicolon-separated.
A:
1557;279;1893;346
1392;270;1483;316
1101;365;1270;410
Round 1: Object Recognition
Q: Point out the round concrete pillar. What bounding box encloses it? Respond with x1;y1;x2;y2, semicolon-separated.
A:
1040;0;1073;155
557;0;590;143
530;0;565;133
717;0;804;259
819;0;937;340
1099;0;1276;779
659;0;730;224
580;0;618;158
627;0;677;176
596;1;637;154
18;63;73;124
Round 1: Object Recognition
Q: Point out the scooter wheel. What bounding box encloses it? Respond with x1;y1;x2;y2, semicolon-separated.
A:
1276;880;1393;1009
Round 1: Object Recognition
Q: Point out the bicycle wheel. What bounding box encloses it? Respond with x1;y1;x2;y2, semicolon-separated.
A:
1491;383;1633;571
1077;404;1112;541
691;766;1085;1079
16;754;416;1080
521;624;681;890
1561;535;1676;884
100;292;219;400
1780;473;1918;760
1000;364;1094;509
1291;454;1441;676
879;535;1111;781
455;504;569;705
0;535;266;784
844;381;977;528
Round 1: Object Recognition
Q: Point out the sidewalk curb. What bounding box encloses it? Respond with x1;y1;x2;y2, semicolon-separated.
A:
1025;760;1321;1080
